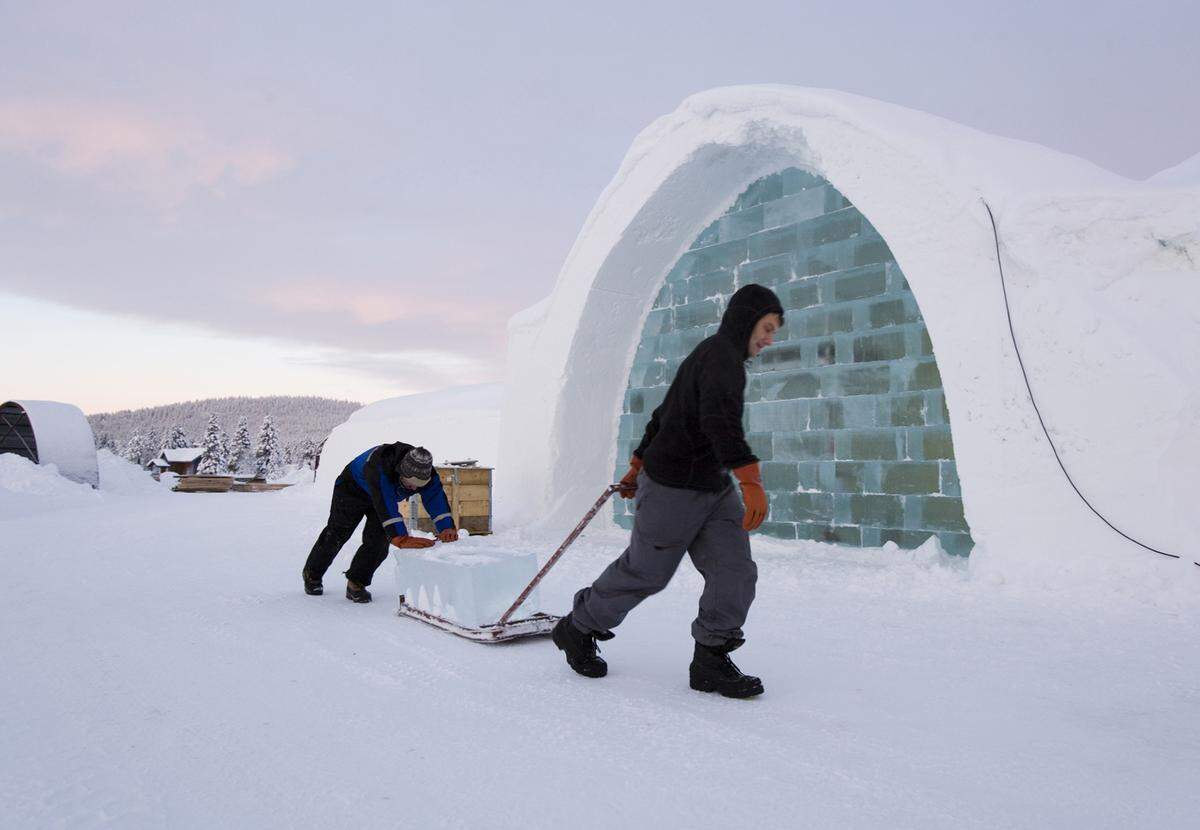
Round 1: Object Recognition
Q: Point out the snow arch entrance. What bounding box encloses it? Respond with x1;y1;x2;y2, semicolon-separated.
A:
0;402;38;463
500;85;1199;584
611;169;973;554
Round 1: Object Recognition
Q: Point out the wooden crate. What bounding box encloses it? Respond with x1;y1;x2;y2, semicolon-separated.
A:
405;466;493;535
231;481;292;493
174;475;236;493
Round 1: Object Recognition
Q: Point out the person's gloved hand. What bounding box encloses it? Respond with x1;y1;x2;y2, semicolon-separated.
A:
438;528;459;543
391;535;436;549
617;455;644;499
732;462;767;532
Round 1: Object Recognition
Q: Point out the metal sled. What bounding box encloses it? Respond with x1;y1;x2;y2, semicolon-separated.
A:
397;485;620;643
396;600;560;643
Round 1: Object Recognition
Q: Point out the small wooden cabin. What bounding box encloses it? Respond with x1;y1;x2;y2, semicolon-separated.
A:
153;448;205;477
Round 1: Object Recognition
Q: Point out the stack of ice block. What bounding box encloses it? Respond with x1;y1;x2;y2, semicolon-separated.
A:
392;538;544;627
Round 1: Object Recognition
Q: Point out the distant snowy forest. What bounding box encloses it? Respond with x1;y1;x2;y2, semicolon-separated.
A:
89;396;361;469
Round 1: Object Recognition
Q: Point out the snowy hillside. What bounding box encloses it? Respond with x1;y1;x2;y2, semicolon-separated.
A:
89;395;361;453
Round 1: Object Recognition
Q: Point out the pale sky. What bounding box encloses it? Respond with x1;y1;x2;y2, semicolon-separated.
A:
2;1;1196;413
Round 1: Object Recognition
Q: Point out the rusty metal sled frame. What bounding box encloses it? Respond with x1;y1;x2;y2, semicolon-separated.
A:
397;485;621;643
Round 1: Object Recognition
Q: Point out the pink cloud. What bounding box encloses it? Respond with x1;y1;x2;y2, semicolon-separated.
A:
0;99;292;205
258;281;511;328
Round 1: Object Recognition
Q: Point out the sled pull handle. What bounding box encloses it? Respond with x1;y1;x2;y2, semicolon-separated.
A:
497;485;621;626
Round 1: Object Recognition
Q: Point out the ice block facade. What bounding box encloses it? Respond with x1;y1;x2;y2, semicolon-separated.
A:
614;168;975;555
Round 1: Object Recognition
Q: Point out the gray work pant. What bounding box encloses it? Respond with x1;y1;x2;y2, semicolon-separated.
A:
572;471;757;647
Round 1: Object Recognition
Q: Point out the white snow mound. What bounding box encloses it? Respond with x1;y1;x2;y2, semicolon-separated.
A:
316;383;501;496
0;452;100;521
96;449;167;496
499;84;1200;600
0;450;169;523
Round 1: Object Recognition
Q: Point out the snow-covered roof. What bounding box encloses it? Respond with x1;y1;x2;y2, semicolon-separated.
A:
147;458;170;468
161;448;205;463
5;400;99;488
498;85;1199;588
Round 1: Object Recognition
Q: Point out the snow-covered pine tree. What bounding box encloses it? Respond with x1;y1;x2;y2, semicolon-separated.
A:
85;396;361;463
162;424;189;451
297;439;318;470
228;417;252;474
123;433;147;465
254;414;282;480
197;414;229;475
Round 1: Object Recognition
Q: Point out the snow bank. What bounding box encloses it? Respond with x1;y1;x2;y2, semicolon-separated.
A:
1149;151;1200;186
96;449;164;496
0;450;167;523
498;85;1200;599
316;383;501;495
0;453;100;522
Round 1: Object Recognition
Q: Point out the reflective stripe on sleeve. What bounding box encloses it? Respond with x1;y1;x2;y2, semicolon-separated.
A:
382;517;405;528
432;512;452;524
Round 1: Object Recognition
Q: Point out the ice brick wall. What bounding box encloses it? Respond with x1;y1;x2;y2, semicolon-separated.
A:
614;168;974;556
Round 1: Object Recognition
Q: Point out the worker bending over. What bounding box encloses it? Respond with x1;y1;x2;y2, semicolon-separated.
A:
302;443;457;602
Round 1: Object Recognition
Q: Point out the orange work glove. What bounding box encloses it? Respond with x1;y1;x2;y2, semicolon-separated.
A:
732;462;767;532
617;455;644;499
391;535;436;549
438;528;459;543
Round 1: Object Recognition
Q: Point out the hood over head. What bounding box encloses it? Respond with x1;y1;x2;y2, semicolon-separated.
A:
717;283;785;358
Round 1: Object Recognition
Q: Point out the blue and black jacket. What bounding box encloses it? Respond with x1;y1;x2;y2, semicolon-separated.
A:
345;442;455;539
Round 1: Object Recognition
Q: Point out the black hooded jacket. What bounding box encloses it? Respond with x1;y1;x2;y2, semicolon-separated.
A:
634;284;785;492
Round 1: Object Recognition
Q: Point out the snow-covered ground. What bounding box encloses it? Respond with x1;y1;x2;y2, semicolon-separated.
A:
1;456;1197;828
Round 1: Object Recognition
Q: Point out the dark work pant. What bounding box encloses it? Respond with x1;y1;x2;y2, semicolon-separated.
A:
571;471;757;647
303;475;391;587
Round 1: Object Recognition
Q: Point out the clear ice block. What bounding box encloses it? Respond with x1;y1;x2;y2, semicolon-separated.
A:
392;537;543;627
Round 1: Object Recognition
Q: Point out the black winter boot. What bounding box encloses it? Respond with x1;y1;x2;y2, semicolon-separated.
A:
345;579;372;603
689;640;764;698
552;614;613;678
302;568;323;596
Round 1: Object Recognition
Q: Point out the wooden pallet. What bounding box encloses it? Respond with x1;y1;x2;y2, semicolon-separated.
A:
173;475;236;493
230;481;292;493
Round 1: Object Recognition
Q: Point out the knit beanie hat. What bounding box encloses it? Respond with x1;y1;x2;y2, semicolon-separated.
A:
397;446;433;487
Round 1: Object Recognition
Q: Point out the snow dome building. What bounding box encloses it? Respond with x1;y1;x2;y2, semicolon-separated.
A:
499;86;1199;570
0;400;100;488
